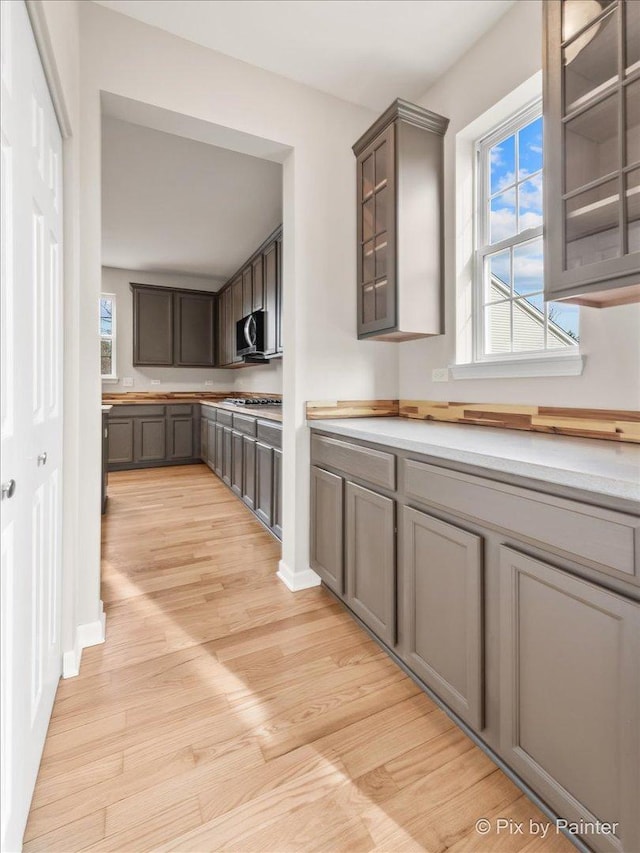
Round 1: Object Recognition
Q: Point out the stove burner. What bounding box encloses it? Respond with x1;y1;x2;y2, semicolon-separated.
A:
223;398;282;407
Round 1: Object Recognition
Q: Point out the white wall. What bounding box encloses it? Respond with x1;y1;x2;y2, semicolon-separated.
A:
80;2;398;604
401;0;640;409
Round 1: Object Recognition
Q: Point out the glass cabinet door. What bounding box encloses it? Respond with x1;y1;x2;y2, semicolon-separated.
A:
560;0;640;272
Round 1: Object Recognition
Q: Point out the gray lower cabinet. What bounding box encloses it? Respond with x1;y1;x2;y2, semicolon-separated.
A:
222;427;232;486
345;481;396;647
310;466;343;595
272;448;283;540
401;507;484;730
206;420;216;471
499;547;640;853
255;441;273;527
108;418;134;465
242;436;256;510
168;417;194;460
102;411;109;514
134;417;166;462
200;418;208;463
214;424;224;477
231;430;243;496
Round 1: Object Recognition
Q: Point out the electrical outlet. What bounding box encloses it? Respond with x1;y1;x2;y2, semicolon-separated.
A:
432;368;449;383
122;377;133;387
150;379;161;386
204;380;214;386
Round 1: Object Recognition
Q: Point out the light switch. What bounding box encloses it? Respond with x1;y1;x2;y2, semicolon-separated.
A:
150;379;161;386
432;368;449;382
122;377;133;387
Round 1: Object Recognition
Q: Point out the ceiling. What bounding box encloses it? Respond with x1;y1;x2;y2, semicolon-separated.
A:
93;0;516;111
101;116;282;279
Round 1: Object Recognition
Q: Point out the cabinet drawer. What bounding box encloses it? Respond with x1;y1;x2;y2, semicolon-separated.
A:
216;410;233;427
312;433;395;491
167;404;192;416
404;459;639;581
233;413;257;437
257;421;282;449
109;404;165;418
201;405;216;422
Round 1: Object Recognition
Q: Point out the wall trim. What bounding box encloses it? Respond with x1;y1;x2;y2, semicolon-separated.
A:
25;1;73;138
277;560;321;592
62;602;106;678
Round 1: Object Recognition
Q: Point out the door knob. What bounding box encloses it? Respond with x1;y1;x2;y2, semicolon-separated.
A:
37;452;47;466
1;480;16;500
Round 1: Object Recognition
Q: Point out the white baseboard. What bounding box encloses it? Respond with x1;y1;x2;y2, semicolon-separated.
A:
62;601;106;678
277;560;321;592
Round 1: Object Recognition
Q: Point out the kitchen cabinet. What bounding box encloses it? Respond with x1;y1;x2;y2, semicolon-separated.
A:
231;430;243;497
214;424;224;477
102;410;109;514
168;415;194;460
173;291;216;367
206;420;216;470
222;427;232;486
543;0;640;306
131;284;216;367
255;441;274;527
401;507;484;730
272;448;283;539
352;99;448;340
500;547;640;853
345;481;396;646
310;466;344;594
200;418;208;463
242;435;256;510
108;405;201;470
216;226;283;366
309;425;640;853
107;417;134;465
134;415;166;463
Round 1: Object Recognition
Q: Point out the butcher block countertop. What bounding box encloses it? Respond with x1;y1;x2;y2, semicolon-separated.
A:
101;392;283;423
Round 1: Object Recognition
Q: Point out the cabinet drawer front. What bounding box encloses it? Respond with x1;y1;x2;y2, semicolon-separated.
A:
500;547;640;853
257;421;282;449
345;482;396;646
404;459;639;581
201;405;216;422
312;434;395;491
310;467;344;595
167;404;192;416
216;410;233;427
402;507;484;730
109;405;165;418
232;413;257;437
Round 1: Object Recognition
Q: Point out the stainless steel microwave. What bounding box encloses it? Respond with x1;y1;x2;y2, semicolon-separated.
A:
236;310;266;357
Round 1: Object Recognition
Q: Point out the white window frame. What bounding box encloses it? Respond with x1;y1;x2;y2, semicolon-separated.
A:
472;99;579;366
100;292;117;381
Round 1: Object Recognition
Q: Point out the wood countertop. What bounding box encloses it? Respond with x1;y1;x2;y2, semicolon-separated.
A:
101;393;283;423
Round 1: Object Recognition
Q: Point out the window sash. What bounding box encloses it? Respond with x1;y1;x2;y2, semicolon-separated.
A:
100;294;116;378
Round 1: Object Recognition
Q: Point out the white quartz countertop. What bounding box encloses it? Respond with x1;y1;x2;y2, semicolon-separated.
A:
310;418;640;505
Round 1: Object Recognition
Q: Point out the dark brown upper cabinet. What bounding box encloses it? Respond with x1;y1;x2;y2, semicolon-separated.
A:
131;283;216;368
544;0;640;306
353;99;449;341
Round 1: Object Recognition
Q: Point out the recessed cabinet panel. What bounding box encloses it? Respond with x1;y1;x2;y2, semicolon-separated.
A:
272;448;283;540
263;240;278;356
242;436;256;510
255;441;273;528
169;417;194;460
174;292;216;367
402;507;484;730
500;547;640;853
231;430;243;497
135;418;166;462
252;254;264;311
242;267;252;318
133;287;174;365
214;424;224;477
206;420;216;470
108;418;134;464
345;481;395;646
310;466;343;595
222;427;232;486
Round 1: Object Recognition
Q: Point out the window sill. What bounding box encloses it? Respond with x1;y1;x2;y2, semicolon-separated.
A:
450;354;584;380
101;377;119;384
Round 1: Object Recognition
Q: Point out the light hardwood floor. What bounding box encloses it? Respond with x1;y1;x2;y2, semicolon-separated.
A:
24;465;574;852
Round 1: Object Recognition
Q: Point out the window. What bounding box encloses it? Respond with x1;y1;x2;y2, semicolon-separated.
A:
100;293;116;379
474;102;579;361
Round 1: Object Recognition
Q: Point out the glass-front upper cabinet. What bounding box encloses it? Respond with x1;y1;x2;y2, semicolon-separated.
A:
544;0;640;305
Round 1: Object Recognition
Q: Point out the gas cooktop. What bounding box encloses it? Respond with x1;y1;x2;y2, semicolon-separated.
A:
223;398;282;407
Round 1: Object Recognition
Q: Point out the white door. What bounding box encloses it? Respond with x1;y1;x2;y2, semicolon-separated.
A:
1;1;64;849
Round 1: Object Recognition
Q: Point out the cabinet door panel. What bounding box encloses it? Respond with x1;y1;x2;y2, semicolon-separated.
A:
231;430;243;496
222;427;232;486
255;442;273;527
232;279;243;363
242;266;252;317
174;292;215;366
214;424;224;477
134;418;166;462
207;420;216;470
108;418;134;464
345;482;395;645
252;254;264;311
242;436;256;510
500;546;640;853
200;418;208;463
133;287;174;365
272;448;282;540
169;417;193;460
310;466;343;594
276;234;283;353
402;507;484;730
263;241;278;356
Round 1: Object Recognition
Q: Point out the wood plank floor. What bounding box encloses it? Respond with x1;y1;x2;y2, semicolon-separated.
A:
24;465;575;852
